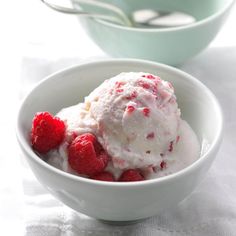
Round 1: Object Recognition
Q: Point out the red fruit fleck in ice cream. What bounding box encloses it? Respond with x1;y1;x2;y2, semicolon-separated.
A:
115;81;126;88
160;161;167;169
138;80;150;89
126;91;137;100
31;112;65;154
146;132;155;139
143;107;150;117
176;135;180;143
116;89;124;93
142;74;156;80
168;141;174;152
126;105;135;113
68;133;109;176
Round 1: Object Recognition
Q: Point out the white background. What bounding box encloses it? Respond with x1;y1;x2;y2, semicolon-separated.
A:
0;1;235;235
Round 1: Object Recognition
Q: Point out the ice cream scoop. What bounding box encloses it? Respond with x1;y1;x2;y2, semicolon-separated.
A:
83;72;180;169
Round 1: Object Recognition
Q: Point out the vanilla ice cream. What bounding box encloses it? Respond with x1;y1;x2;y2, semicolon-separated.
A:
47;72;200;179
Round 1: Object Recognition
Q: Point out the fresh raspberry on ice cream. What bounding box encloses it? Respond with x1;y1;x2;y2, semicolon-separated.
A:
119;169;145;182
91;171;115;182
31;112;65;154
68;133;109;176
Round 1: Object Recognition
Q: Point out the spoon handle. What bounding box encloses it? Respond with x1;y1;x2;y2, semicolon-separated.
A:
40;0;132;26
73;0;132;26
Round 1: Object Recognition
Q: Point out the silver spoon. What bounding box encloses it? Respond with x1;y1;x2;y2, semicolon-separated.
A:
41;0;133;26
41;0;195;28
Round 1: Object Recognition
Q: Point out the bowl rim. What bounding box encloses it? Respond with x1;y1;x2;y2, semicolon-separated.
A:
16;58;223;188
85;0;235;32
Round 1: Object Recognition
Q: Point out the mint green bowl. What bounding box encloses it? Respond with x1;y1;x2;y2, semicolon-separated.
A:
73;0;234;65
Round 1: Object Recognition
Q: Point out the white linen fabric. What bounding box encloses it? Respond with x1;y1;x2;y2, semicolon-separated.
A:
20;47;236;236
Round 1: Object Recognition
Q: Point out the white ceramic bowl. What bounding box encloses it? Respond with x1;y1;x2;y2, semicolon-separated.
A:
17;59;223;221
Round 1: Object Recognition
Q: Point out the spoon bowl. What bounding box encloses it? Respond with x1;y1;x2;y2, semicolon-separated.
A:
132;9;196;28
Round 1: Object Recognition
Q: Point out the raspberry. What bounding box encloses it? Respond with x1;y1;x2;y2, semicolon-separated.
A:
119;169;145;182
91;171;115;182
31;112;65;154
68;133;108;176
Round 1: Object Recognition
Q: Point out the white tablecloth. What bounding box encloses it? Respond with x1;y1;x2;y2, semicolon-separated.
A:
18;46;236;236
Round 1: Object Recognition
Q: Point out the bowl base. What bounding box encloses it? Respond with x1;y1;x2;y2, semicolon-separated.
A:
98;218;146;225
